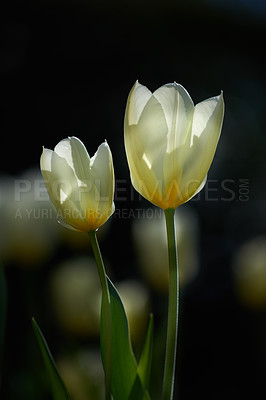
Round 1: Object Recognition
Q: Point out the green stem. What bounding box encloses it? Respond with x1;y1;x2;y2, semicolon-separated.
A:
88;230;112;400
162;208;179;400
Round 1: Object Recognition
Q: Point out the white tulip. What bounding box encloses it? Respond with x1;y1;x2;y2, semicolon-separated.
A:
40;136;115;232
124;81;224;209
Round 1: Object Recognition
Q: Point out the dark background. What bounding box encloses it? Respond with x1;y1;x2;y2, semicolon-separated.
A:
1;0;266;399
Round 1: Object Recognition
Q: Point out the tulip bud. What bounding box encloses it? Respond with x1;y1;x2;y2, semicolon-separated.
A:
40;136;115;232
124;81;224;209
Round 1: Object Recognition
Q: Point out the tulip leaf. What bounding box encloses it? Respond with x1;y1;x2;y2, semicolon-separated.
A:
128;375;151;400
101;277;149;400
32;318;71;400
137;314;154;391
0;265;7;387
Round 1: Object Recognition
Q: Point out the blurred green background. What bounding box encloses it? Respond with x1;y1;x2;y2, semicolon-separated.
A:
1;0;266;399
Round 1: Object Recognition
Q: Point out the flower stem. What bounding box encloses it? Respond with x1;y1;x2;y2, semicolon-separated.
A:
162;208;179;400
88;230;112;400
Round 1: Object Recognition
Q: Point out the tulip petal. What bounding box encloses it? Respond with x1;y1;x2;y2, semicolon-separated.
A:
90;142;114;201
184;174;207;204
136;95;168;170
56;137;104;229
154;83;194;150
152;83;194;207
179;93;224;202
124;81;224;210
126;124;164;207
125;93;169;207
54;138;75;170
69;136;91;184
40;147;53;172
191;93;224;143
41;148;89;230
41;136;115;232
41;148;78;205
83;142;115;226
126;81;152;125
65;138;106;226
55;137;92;187
57;218;79;231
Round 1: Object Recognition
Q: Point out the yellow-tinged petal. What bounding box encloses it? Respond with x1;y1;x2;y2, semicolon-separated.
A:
41;147;79;206
82;141;115;227
68;136;91;184
40;138;115;232
154;83;195;207
54;138;75;170
191;92;224;142
126;80;152;125
40;147;52;172
154;83;194;150
90;142;114;201
178;92;224;202
125;91;169;207
124;81;225;209
126;125;165;207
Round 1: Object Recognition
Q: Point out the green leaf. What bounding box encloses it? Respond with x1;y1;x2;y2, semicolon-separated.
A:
32;318;71;400
137;314;154;391
128;375;151;400
101;277;149;400
0;265;7;387
128;315;154;400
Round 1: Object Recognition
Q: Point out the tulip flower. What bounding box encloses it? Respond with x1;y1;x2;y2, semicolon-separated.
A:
124;81;224;210
125;80;224;400
40;136;115;232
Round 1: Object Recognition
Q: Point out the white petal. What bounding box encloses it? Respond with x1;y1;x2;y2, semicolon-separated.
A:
40;139;115;232
59;187;68;204
90;142;112;175
57;194;87;230
125;122;165;208
83;142;115;222
54;138;74;170
179;92;224;199
184;174;208;204
40;147;53;172
125;82;175;207
40;147;80;207
68;136;91;183
111;201;115;215
126;81;152;125
90;142;114;200
191;92;224;144
154;83;194;151
57;218;79;231
55;137;91;185
59;141;113;230
136;95;168;175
